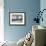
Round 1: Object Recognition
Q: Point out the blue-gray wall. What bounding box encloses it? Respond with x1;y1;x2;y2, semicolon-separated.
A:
4;0;40;42
40;0;46;27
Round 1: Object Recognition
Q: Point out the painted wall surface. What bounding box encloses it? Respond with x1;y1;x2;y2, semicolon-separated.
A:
40;0;46;27
4;0;40;42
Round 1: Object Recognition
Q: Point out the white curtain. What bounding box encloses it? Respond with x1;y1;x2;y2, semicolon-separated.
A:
0;0;4;43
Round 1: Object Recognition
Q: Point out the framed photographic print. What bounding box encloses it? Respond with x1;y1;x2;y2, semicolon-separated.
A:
9;12;26;26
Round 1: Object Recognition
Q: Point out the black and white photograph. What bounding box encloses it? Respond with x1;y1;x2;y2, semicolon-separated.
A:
9;12;26;26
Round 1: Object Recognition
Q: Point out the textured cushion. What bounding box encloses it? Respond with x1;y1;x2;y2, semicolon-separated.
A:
17;37;25;46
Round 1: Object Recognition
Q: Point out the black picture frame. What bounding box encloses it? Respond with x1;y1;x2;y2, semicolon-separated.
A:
9;12;26;26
